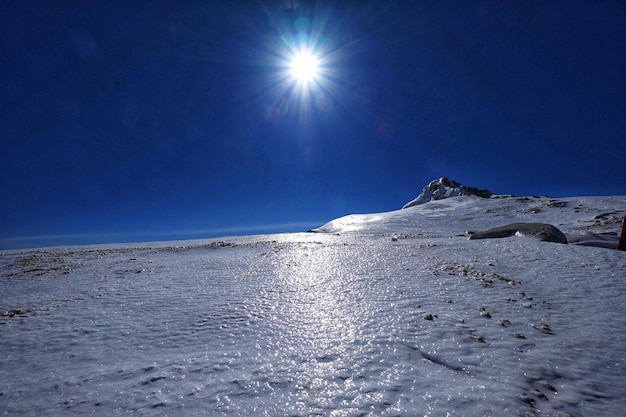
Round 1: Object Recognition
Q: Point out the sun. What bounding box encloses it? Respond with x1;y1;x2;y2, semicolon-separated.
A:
290;50;319;83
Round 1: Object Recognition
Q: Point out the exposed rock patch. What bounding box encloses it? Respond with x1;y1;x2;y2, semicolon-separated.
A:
468;223;568;244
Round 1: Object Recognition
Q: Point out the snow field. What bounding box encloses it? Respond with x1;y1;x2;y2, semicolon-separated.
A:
2;228;625;416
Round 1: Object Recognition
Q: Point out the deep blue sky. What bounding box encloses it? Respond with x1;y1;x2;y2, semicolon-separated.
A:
1;1;625;249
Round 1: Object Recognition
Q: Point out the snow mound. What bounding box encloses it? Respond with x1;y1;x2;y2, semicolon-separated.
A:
402;177;494;209
313;189;625;249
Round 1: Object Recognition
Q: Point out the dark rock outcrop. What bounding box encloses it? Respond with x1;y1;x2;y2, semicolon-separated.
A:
468;223;568;244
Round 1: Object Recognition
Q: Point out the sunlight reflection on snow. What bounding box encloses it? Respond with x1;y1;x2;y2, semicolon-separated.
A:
270;242;360;405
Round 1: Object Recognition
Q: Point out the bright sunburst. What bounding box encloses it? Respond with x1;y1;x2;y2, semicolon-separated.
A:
290;50;319;83
252;12;349;123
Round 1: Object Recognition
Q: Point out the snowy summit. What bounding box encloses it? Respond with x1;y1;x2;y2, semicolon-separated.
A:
402;176;494;209
1;178;626;416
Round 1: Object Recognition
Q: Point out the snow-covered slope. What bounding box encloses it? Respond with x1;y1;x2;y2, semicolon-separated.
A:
315;193;626;248
1;185;626;416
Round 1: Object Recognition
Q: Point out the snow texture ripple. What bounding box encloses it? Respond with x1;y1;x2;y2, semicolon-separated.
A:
1;195;626;416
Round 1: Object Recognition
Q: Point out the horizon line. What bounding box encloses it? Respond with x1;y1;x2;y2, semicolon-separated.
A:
0;221;326;251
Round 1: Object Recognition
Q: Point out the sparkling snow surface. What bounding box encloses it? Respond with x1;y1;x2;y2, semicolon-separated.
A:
1;196;626;416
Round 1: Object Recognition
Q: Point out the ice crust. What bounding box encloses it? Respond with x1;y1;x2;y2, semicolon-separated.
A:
1;195;626;416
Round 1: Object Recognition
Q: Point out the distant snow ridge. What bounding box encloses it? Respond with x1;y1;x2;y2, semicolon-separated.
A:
402;177;494;209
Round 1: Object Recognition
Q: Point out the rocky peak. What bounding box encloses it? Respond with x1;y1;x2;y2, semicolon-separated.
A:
402;177;493;209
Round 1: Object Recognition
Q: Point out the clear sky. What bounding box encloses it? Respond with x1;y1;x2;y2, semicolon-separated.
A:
1;1;625;249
